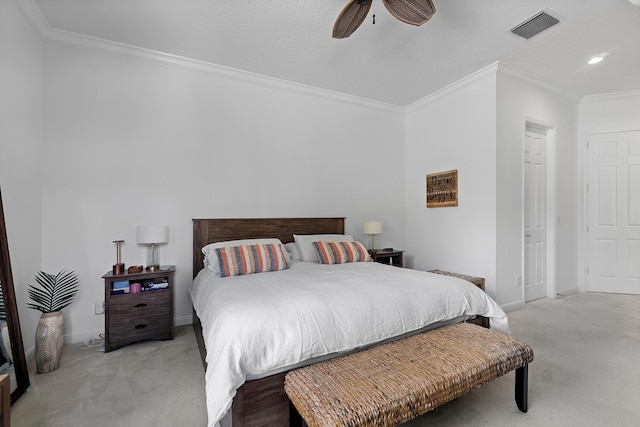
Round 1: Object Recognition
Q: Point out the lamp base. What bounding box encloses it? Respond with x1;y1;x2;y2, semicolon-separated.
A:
368;234;377;251
145;243;160;271
112;263;125;275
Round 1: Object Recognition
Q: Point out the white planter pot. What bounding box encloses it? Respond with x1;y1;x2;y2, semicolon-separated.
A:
35;311;64;373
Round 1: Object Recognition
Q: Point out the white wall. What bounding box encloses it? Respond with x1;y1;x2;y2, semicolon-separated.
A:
404;65;498;297
496;65;579;306
579;91;640;132
42;42;405;344
0;0;44;357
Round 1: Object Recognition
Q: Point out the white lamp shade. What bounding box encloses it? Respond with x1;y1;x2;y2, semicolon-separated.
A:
136;225;169;244
363;221;383;235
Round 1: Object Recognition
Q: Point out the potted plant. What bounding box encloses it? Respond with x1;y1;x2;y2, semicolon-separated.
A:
27;269;79;373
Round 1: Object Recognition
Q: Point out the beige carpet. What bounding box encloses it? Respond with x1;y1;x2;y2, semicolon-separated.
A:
11;292;640;426
12;325;207;426
404;293;640;426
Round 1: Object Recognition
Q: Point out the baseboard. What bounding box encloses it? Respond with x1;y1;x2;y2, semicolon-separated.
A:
60;315;192;347
25;345;35;363
174;314;193;327
501;300;526;313
23;315;193;364
557;287;580;296
64;328;105;346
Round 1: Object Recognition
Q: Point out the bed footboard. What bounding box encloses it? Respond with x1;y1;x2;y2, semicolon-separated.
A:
233;372;291;427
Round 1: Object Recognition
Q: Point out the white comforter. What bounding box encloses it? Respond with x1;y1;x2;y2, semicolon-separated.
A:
189;261;510;427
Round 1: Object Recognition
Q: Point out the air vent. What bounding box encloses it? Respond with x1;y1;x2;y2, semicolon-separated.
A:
510;11;560;39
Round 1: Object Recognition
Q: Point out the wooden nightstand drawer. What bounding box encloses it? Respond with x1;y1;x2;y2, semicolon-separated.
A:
109;315;172;346
108;291;170;317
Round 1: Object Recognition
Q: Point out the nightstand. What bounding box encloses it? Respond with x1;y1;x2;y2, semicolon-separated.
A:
429;269;489;328
102;266;175;352
370;250;404;268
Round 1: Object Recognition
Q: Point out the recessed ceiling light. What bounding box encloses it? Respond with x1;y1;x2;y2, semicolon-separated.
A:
588;56;604;65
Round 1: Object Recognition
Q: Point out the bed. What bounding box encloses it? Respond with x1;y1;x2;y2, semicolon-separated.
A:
190;218;509;427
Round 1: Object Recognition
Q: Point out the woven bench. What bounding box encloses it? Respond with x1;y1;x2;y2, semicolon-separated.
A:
285;322;534;427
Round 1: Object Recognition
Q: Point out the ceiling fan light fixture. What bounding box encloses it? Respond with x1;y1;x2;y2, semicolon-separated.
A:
333;0;373;39
382;0;436;26
333;0;436;39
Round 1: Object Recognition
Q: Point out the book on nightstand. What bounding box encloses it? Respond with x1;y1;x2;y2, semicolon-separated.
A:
142;277;169;291
111;280;129;295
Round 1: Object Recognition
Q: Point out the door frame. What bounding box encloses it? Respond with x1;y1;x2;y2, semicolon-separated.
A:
522;118;558;300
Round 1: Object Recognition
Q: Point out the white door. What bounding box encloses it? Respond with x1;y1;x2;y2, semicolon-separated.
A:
524;128;547;301
587;131;640;294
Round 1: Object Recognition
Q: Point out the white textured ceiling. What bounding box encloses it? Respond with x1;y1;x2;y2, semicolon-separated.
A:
32;0;640;106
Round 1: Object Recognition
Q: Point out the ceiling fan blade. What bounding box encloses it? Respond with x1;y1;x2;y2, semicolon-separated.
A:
382;0;436;26
333;0;373;39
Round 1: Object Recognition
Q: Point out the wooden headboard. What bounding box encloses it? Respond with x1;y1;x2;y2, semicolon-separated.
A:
192;217;345;278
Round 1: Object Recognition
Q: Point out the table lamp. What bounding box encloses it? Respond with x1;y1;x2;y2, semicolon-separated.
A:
136;225;169;271
363;221;382;251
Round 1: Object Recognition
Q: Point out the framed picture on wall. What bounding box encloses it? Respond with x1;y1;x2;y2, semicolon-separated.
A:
426;169;458;208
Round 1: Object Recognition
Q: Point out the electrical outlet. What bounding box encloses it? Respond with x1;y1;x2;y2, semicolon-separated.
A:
94;300;105;315
516;275;522;287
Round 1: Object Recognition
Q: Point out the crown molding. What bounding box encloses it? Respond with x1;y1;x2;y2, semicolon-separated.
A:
580;90;640;103
405;62;500;113
15;0;637;114
496;62;581;101
405;60;582;113
12;0;50;36
14;0;403;115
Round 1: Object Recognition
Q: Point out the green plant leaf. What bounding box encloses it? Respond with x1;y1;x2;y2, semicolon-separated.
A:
27;269;79;313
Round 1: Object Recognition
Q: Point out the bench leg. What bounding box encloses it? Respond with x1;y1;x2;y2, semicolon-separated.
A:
290;401;307;427
515;364;529;413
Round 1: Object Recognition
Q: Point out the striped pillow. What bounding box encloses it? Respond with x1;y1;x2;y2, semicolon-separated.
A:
215;243;289;277
312;241;371;264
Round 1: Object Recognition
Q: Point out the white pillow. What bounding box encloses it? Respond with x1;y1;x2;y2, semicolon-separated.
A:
284;242;302;262
293;234;353;263
202;238;287;274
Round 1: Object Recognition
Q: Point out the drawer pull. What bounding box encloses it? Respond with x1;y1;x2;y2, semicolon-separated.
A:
134;303;147;308
134;324;147;330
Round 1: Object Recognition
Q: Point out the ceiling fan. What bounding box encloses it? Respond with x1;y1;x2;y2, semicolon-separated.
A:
333;0;436;39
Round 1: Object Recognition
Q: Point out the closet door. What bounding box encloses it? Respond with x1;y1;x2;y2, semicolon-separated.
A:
587;131;640;294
